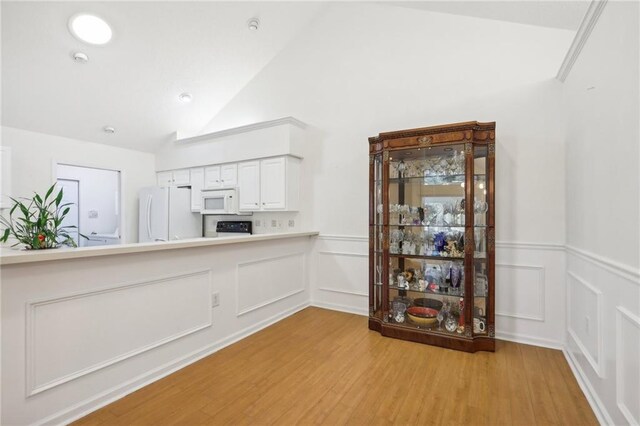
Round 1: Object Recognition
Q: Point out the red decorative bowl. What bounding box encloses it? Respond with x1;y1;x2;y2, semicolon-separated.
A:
406;307;439;325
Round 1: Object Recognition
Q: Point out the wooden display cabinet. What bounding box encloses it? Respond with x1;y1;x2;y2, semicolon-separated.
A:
368;121;496;352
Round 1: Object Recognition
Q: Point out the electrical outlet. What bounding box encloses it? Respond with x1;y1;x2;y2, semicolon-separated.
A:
584;316;590;334
211;292;220;307
288;219;295;228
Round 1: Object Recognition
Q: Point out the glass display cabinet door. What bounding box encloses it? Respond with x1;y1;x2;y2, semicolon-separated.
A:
370;154;384;320
385;145;468;335
472;145;489;336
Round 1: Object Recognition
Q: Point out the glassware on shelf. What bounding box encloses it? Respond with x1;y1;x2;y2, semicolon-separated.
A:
445;312;458;332
392;300;407;323
450;262;462;295
474;273;488;296
425;265;444;292
436;309;445;330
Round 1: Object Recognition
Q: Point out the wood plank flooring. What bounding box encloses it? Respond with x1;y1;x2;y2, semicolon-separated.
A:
73;307;598;426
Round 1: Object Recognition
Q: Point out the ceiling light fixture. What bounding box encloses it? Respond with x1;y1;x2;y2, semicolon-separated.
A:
103;126;115;134
72;52;89;63
247;18;260;31
178;92;193;103
69;14;112;45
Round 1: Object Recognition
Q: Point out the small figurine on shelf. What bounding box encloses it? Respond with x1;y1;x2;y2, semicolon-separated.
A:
457;297;465;334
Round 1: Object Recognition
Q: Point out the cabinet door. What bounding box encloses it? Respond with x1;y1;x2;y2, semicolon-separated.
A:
238;161;260;211
157;171;173;187
204;166;222;189
190;168;204;212
172;169;190;186
220;164;237;188
260;157;286;210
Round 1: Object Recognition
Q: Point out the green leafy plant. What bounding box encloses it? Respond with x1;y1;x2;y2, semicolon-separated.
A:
0;183;86;249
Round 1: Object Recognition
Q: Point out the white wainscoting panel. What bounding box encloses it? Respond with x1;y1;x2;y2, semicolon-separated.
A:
495;263;545;321
311;235;369;315
567;271;603;378
317;251;368;297
26;269;212;396
495;242;566;349
236;252;306;316
566;247;640;426
616;306;640;425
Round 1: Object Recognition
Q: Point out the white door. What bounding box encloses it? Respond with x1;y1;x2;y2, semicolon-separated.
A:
238;161;260;211
190;168;204;212
220;164;237;188
204;166;222;189
56;179;80;246
260;157;286;210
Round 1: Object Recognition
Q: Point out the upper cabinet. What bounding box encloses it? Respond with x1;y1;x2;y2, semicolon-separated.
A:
204;164;237;189
238;161;260;211
238;156;299;212
190;168;205;212
157;169;190;187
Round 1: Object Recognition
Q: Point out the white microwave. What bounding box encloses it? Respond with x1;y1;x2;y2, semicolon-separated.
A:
201;189;238;215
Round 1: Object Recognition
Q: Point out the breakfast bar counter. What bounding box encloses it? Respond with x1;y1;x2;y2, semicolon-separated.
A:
1;231;318;425
0;231;319;265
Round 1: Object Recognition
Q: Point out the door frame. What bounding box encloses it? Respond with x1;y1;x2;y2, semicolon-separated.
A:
51;160;125;244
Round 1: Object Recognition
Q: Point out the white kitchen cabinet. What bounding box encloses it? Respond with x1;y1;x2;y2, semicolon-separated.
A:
0;146;11;209
157;171;173;186
172;169;191;186
190;168;204;212
238;156;300;212
204;166;222;189
238;161;260;211
220;164;237;188
157;170;190;186
260;157;286;209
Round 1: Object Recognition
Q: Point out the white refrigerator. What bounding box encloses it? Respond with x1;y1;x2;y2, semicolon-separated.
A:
138;186;202;242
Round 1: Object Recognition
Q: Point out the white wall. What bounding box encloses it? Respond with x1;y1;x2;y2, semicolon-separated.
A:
0;127;156;243
57;164;120;238
200;3;575;347
562;2;640;425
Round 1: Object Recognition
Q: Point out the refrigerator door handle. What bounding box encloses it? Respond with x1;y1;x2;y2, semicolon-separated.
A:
146;195;152;239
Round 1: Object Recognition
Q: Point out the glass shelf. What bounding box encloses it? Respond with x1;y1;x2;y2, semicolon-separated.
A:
388;319;469;336
389;253;464;261
385;224;485;228
389;285;464;297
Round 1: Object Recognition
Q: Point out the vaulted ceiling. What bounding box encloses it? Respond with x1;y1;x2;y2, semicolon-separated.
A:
1;1;587;153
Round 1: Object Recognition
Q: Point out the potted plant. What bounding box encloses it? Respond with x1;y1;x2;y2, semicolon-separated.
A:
0;183;85;249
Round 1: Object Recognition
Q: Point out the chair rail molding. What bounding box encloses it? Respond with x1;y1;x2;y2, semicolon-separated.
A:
566;244;640;284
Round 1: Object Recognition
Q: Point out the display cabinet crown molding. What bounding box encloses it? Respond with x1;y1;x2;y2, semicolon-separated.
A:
175;117;307;145
368;121;496;145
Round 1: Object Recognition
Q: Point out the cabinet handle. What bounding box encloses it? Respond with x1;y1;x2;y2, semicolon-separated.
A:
262;203;265;205
254;203;258;206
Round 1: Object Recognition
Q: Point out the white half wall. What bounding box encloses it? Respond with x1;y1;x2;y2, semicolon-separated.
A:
1;235;314;425
0;126;156;243
562;2;640;425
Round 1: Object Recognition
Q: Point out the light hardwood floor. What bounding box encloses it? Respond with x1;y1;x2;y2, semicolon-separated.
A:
73;307;598;426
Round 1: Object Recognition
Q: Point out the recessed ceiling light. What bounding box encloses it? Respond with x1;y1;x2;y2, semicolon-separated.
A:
247;18;260;31
69;14;112;45
103;126;115;134
178;93;193;103
72;52;89;63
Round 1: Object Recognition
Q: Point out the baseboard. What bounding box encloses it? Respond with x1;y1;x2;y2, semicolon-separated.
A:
562;347;613;426
310;300;368;317
40;301;311;426
496;331;564;350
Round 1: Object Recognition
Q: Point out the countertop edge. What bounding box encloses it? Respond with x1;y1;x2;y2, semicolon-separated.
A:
0;232;320;266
